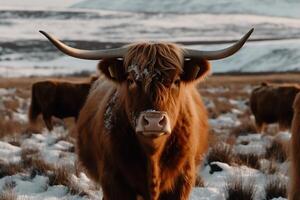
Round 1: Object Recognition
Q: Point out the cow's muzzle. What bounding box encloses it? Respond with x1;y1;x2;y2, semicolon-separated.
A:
135;110;171;138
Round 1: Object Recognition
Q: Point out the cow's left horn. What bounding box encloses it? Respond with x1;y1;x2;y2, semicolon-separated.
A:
184;28;254;60
39;31;128;60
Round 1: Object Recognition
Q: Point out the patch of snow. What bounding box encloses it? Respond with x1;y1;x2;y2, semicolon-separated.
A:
205;87;230;94
229;99;248;111
21;127;76;166
0;88;16;96
0;141;21;163
209;113;240;130
12;112;28;124
190;187;224;200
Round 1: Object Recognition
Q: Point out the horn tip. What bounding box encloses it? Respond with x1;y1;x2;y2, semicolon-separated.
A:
39;30;48;37
249;27;254;34
247;28;254;37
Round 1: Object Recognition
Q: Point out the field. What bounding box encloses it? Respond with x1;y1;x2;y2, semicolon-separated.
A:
0;73;298;200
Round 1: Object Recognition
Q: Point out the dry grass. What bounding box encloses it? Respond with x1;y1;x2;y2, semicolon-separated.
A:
201;73;300;87
0;160;24;178
236;153;261;169
260;160;279;175
48;166;88;196
265;140;287;163
206;143;235;166
264;176;287;199
225;176;256;200
208;98;234;118
48;166;71;186
3;99;19;113
0;117;24;139
1;149;89;197
20;148;40;168
0;190;17;200
28;158;55;178
230;117;257;136
195;176;204;187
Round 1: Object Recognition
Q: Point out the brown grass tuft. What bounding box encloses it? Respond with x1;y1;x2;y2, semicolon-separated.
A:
20;148;40;168
0;117;24;139
48;166;71;186
207;97;234;118
195;176;204;187
29;158;54;178
264;176;287;199
265;140;287;163
260;160;279;175
0;160;24;178
236;153;261;169
0;190;17;200
3;99;19;112
225;175;256;200
230;117;257;136
206;143;235;165
48;166;88;196
0;178;17;200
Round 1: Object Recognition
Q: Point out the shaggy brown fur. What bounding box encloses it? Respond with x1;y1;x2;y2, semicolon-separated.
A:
250;82;300;133
29;77;97;131
289;93;300;200
76;42;210;200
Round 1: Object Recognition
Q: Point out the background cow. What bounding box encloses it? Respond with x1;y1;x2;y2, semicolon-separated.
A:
250;82;300;133
290;93;300;200
29;76;97;131
40;29;252;199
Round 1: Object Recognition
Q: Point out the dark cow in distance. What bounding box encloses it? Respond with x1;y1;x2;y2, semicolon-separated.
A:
29;76;97;131
250;82;300;133
41;29;253;199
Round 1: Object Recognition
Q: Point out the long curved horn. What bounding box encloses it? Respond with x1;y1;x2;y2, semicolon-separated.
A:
184;28;254;60
39;30;128;60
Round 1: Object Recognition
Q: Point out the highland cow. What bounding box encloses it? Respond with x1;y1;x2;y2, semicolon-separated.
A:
41;29;253;200
29;76;97;131
289;93;300;200
250;82;300;133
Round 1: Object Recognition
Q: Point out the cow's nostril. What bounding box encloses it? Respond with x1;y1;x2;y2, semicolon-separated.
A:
159;116;166;126
143;116;149;126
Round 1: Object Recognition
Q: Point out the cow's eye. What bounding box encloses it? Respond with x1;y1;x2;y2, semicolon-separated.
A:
127;78;135;86
174;79;180;86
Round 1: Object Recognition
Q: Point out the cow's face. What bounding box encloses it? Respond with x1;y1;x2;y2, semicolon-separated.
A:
99;43;210;140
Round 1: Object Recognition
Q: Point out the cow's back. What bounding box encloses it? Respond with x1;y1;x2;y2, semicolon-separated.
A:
250;86;278;123
33;81;57;113
277;86;300;123
54;82;91;118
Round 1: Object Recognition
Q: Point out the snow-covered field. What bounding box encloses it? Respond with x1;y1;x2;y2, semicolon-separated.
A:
0;77;291;199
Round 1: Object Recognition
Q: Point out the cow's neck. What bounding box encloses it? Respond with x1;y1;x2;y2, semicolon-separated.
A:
137;134;168;200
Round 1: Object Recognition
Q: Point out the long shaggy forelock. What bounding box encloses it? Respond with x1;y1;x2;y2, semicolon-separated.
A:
124;42;184;78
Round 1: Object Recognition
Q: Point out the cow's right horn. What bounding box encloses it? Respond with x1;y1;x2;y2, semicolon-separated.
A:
39;31;128;60
184;28;254;60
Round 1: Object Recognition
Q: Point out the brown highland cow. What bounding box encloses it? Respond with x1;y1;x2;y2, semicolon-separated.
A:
250;82;300;133
40;29;253;200
29;76;97;131
290;93;300;200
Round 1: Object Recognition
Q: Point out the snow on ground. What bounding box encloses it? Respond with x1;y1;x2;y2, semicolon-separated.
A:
0;85;290;199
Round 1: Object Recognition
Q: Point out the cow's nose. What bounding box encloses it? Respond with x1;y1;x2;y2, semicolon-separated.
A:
136;111;171;137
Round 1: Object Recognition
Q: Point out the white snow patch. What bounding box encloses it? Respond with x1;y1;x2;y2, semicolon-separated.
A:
0;141;21;163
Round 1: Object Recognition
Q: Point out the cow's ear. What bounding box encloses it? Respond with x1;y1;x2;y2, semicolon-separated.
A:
98;58;126;82
181;58;211;83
